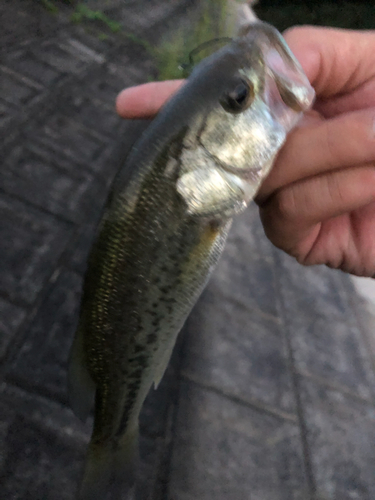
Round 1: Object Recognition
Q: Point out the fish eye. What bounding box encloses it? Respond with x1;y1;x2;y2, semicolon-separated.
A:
220;78;254;114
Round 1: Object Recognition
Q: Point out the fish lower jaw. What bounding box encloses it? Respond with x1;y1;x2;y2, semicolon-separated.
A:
199;142;272;193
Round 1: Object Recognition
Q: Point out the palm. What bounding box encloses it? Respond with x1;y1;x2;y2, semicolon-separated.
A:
115;28;375;278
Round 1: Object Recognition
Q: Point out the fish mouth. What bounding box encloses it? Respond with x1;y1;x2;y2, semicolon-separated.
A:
196;139;241;176
199;140;270;184
193;143;267;204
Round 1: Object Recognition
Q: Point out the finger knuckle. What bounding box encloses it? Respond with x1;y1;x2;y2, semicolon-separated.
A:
273;188;298;223
323;121;338;169
326;172;345;206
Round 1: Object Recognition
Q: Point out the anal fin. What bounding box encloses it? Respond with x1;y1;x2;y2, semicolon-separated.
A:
153;341;176;389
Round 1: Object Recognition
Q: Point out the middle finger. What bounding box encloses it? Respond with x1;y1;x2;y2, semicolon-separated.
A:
257;106;375;204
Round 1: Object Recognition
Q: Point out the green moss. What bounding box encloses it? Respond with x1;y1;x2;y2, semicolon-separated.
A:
40;0;59;13
71;4;122;32
154;0;237;80
97;32;109;41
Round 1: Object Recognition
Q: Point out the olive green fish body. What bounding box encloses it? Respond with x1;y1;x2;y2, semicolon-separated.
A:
73;127;232;500
81;142;231;440
69;21;314;500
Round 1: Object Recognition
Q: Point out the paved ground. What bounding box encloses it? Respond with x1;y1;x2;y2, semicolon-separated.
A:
1;1;375;500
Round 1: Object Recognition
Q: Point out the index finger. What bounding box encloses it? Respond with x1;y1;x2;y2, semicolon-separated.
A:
116;80;184;119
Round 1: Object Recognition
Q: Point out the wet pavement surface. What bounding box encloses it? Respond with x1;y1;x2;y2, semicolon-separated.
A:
1;1;375;499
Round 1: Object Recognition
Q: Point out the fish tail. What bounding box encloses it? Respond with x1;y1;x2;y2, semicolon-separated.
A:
78;444;112;500
112;425;140;500
78;425;139;500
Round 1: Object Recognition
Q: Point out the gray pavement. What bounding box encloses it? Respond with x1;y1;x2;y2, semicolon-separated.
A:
1;1;375;500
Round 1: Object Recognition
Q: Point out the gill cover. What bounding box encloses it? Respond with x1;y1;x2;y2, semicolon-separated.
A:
177;22;314;217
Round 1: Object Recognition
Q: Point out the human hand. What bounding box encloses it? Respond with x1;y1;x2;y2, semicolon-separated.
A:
116;27;375;277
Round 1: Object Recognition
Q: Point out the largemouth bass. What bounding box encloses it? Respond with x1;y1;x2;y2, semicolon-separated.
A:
68;21;314;500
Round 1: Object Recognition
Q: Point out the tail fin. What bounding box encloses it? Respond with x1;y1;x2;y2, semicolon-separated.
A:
78;425;139;500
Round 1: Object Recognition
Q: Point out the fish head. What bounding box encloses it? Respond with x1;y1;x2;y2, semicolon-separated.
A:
124;23;314;218
196;22;315;199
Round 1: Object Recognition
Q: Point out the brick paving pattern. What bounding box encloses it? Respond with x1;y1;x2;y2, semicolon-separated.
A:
0;1;374;500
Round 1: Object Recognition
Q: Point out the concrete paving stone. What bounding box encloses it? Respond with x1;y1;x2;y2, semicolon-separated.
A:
212;212;279;320
182;285;295;415
94;118;152;177
231;204;276;261
62;93;123;136
0;0;57;52
137;428;180;500
7;268;82;403
107;52;133;76
72;118;151;184
3;48;64;86
1;418;82;500
168;381;309;500
28;119;133;182
140;361;180;440
83;64;143;105
2;143;106;224
105;50;131;71
62;38;106;65
276;251;351;320
68;222;99;275
31;40;98;76
118;0;191;33
0;193;72;305
136;436;162;500
345;279;375;374
300;376;375;500
0;99;14;130
0;298;27;361
61;27;118;54
122;56;159;85
275;252;375;401
34;112;110;165
0;383;89;500
0;65;43;108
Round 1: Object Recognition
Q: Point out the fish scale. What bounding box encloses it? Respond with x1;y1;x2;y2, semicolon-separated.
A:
82;133;229;438
68;21;314;500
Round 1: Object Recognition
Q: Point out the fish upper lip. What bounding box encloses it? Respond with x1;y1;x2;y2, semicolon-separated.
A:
199;141;259;180
198;138;234;172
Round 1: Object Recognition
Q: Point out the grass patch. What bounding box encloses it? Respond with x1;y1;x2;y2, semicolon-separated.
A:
71;4;122;33
155;0;236;80
40;0;59;13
